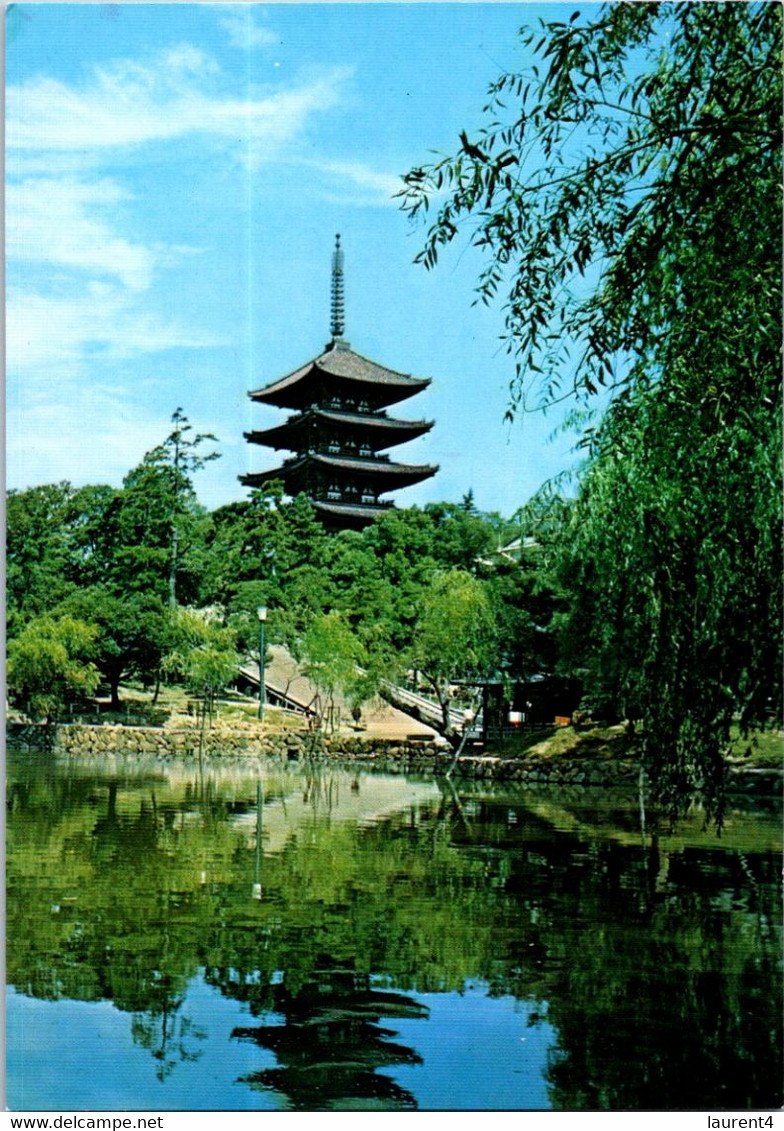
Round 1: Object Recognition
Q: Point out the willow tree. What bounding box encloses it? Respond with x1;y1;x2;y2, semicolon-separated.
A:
408;570;497;738
7;615;100;722
401;3;782;815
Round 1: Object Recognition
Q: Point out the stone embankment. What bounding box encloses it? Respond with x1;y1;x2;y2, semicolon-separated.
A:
7;720;313;761
6;722;779;793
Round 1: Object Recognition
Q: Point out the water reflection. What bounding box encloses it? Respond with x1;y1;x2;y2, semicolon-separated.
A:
6;751;782;1110
131;996;206;1083
233;961;427;1110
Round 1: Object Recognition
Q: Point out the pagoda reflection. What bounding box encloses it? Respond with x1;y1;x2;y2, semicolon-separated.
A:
232;960;428;1110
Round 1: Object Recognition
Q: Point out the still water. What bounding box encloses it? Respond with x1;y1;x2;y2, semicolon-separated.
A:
7;751;782;1111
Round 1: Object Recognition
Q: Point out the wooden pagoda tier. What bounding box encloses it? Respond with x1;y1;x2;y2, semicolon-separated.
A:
241;450;437;494
309;498;391;530
245;406;433;455
241;235;438;531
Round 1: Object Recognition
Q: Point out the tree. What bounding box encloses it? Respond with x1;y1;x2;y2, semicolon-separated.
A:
106;460;180;602
402;3;781;815
108;410;219;606
55;587;169;710
157;408;220;607
300;612;370;732
6;483;77;629
407;570;497;737
200;488;285;607
425;501;496;573
202;489;329;649
401;3;780;411
6;482;119;631
359;508;440;654
555;365;781;814
162;607;238;715
62;484;121;588
317;534;401;668
7;615;100;721
488;490;571;681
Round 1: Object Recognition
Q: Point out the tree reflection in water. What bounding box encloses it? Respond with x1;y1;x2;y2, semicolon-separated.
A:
6;753;782;1110
131;986;207;1083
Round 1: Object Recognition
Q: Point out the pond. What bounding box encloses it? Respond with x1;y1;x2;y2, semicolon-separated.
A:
6;751;782;1112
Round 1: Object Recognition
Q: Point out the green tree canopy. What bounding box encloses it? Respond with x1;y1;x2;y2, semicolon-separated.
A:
202;489;329;652
104;410;218;606
408;569;497;736
402;2;782;815
162;607;238;702
7;615;100;721
6;482;120;631
300;611;370;730
55;587;169;709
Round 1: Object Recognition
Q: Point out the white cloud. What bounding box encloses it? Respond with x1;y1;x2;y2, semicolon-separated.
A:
220;11;280;49
314;159;403;198
7;178;155;291
6;280;225;493
6;284;220;374
6;385;246;508
7;151;105;178
5;45;348;388
6;386;181;492
4;41;356;496
163;43;220;74
306;158;404;206
6;52;348;154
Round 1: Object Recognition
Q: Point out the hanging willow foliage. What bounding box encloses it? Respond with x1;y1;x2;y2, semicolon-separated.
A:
401;2;782;819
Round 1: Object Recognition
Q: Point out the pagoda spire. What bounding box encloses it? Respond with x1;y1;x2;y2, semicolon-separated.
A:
329;233;346;342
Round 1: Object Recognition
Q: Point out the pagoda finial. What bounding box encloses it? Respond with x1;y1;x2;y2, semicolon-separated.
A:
330;233;345;341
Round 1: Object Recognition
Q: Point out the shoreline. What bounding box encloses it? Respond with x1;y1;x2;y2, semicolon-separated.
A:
7;720;781;796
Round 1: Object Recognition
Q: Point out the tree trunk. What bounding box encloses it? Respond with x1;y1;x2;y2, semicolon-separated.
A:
105;664;122;711
169;522;179;609
110;678;121;712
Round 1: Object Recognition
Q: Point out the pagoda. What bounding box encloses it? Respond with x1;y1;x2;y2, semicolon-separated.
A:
240;235;438;531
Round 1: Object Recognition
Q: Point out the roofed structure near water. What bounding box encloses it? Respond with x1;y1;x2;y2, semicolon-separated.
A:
240;234;438;530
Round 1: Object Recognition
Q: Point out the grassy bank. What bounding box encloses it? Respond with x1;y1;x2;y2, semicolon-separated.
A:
488;721;782;770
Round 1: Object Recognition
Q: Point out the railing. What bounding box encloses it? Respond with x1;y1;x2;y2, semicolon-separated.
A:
323;451;392;463
379;680;464;732
319;494;394;508
483;723;549;741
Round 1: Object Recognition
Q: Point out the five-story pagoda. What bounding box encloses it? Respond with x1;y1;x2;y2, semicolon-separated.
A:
240;235;438;531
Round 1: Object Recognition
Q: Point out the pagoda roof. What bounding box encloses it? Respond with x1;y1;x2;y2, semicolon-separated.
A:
249;342;431;410
308;452;437;489
312;499;392;526
240;451;438;494
245;408;434;452
313;451;434;473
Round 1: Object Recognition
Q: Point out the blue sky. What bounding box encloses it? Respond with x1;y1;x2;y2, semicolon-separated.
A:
6;2;595;517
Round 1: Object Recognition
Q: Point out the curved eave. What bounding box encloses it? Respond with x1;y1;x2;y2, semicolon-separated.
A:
238;468;288;489
249;363;319;408
313;500;391;522
312;452;437;478
311;453;438;492
244;410;434;452
248;346;431;409
239;452;439;494
317;407;433;435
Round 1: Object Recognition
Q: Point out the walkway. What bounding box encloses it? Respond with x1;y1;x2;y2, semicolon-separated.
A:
238;646;443;741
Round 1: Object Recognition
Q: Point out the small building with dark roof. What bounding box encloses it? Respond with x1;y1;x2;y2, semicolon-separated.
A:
240;235;438;530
